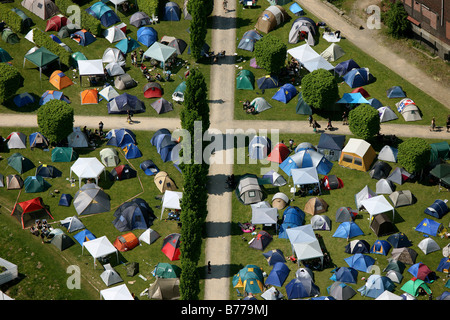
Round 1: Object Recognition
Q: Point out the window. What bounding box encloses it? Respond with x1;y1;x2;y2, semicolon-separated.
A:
342;154;353;163
248;191;255;197
354;157;362;166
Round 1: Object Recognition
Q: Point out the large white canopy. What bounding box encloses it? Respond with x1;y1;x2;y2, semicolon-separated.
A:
286;224;323;262
360;195;395;223
100;284;134;300
160;190;183;219
301;55;334;72
82;236;118;268
77;59;104;76
287;44;320;63
291;167;320;186
70;157;106;187
251;207;278;227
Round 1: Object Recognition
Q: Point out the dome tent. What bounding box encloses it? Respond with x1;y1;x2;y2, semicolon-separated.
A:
73;183;110;215
255;5;290;34
110;164;137;181
112;198;156;232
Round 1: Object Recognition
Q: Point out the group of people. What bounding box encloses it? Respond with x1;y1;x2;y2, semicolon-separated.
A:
431;115;450;132
29;219;51;244
242;100;256;114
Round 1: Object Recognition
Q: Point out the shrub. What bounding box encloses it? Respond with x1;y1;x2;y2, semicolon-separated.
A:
136;0;159;17
254;34;287;74
301;69;339;110
55;0;103;36
348;104;380;139
397;137;431;174
32;28;72;67
37;100;74;144
189;0;208;61
0;64;23;103
386;1;411;39
0;7;24;33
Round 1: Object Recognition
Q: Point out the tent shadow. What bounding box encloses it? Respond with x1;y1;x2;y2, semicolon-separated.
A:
204;221;233;238
199;263;243;280
207;173;232;196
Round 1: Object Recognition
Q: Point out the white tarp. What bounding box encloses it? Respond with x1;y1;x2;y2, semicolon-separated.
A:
291;167;320;186
286;225;323;263
78;59;104;76
100;284;134;300
161;190;183;219
82;236;118;268
361;195;394;223
287;44;320;63
70;157;106;187
251;207;278;226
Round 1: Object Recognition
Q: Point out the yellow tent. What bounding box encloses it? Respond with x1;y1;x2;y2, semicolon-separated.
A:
49;70;73;90
154;171;177;193
339;138;376;172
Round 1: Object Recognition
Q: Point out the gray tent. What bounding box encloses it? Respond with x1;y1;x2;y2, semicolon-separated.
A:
6;174;24;190
378;145;398;163
74;183;110;215
389;190;413;208
328;281;356;300
376;179;395;195
129;11;152;27
21;0;59;20
288;16;317;44
60;216;85;232
237;174;263;205
105;62;125;77
310;214;331;231
114;73;137;90
151;98;173;114
101;263;123;286
250;97;272;113
148;277;180;300
51;233;75;251
0;173;3;188
355;185;376;210
139;228;160;245
320;43;345;62
418;237;440;255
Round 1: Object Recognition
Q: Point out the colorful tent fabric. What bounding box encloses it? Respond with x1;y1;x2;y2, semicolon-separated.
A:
265;262;290;287
161;233;181;261
72;29;96;46
122;143;142;159
236;69;255;90
80;89;98;105
344;253;375;272
39;90;70;105
415;218;443;237
232;265;265;294
333;221;364;239
7;153;34;174
137;27;158;47
238;30;262;52
45;15;68;32
11;197;54;229
13;93;35;107
370;240;391;255
115;37;140;54
272;83;298;103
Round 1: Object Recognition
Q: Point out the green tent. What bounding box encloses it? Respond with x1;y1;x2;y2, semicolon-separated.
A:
0;48;13;63
24;175;51;193
236;69;255;90
2;29;20;44
174;81;186;94
7;153;35;174
153;263;181;278
232;264;265;294
11;8;33;29
400;279;432;296
24;47;60;79
430;141;450;164
430;163;450;188
295;92;313;115
51;147;78;162
71;51;87;67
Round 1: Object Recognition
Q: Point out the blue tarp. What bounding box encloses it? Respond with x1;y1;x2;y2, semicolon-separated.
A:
272;83;298;103
289;2;303;15
415;218;443;236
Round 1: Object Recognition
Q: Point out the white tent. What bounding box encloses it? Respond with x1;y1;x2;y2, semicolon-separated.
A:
301;55;335;72
320;43;345;62
102;48;126;66
105;62;125;77
361;195;395;224
160;190;183;219
70;157;106;187
287;44;320;63
378;145;398;163
82;236;118;268
109;0;127;12
139;228;160;245
376;179;395;195
251;207;278;228
77;59;104;84
291;167;321;193
417;237;440;255
103;26;126;43
355;185;377;210
286;224;323;265
100;263;123;286
99;86;119;101
100;284;134;300
7;132;27;149
378;106;398;122
375;290;403;300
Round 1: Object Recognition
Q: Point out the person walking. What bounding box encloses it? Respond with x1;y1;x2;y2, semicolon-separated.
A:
208;261;211;274
98;121;104;136
430;117;436;132
289;139;294;151
342;111;348;125
308;115;313;127
446;115;450;133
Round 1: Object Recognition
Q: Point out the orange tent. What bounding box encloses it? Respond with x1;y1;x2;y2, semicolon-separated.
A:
81;89;98;105
49;70;73;90
113;232;139;252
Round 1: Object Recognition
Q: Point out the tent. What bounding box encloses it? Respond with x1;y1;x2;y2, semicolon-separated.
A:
272;83;298;103
386;86;406;98
387;167;411;185
288;17;317;45
29;132;48;149
58;24;81;39
51;233;75;251
257;75;279;89
60;216;84;233
370;239;391;255
86;1;112;19
106;129;136;148
272;192;289;210
67;129;89;148
389;190;414;208
137;27;158;47
430;141;450;164
7;132;27;149
45;15;67;32
279;206;305;239
310;215;331;231
370;213;396;237
122;143;142;159
100;284;133;300
322;175;344;190
351;86;370;98
154;171;177;192
115;37;140;54
163;1;181;21
407;263;435;282
333;222;364;239
437;257;450;274
376;179;395;194
238;30;262;52
74;184;110;215
249;230;273;251
49;70;74;91
345;240;370;254
99;86;119;102
2;28;19;44
330;267;358;284
113;73;136;90
316;133;346;161
267;143;289;163
336;92;370;105
0;48;12;63
415;218;443;237
110;164;137;181
143;82;163;98
11;197;53;229
11;7;33;30
13;92;35;107
236;69;255;90
335;207;357;223
153;263;181;279
262;249;286;266
286;278;320;299
39;90;70;106
129;11;152;27
391;247;418;265
160;190;182;219
248;136;271;160
21;0;59;20
104;26;126;43
281;149;333;176
232;265;265;294
401;279;431;297
378;106;398;122
73;229;95;245
100;264;123;287
58;193;73;207
262;171;286;187
342;67;371;88
82;236;118;268
361;195;395;223
24;47;60;80
161;233;181;261
251;207;278;228
378;145;398;163
99;148;119;167
24;175;51;193
99;10;120;28
69;157;105;187
290;167;321;194
255;5;290;34
287;43;319;64
7;153;34;174
236;174;263;205
295;92;313;115
396;98;422;121
320;43;345;62
140;159;159;176
102;48;125;66
387;232;412;248
304;197;328;215
327;281;356;300
424;199;448;219
358;274;395;299
333;59;360;77
80;89;98;105
286;225;323;263
418;237;440;255
249;97;273;114
113;232;139;252
112;198;155;232
6;174;24;190
139;228;160;245
148;278;180;300
52;147;78;162
339;138;376;172
72;29;96;46
265;262;290;287
344;253;375;272
142;42;177;69
105;62;125;77
107;93;145;114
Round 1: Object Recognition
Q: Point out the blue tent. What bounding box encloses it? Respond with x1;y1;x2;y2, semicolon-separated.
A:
283;206;305;225
386;86;406;99
407;262;434;282
285;279;320;299
29;132;48;148
248;136;271;160
238;30;262;52
106;128;136;148
344;253;375;272
112;198;155;232
437;291;450;300
289;2;304;15
257;75;279;89
0;48;12;62
437;257;450;274
337;92;369;105
72;30;96;46
140;160;159;176
387;232;412;248
368;98;383;109
123;143;142;159
50;34;62;44
100;10;121;27
86;1;112;19
163;2;181;21
272;83;298;103
415;218;443;237
343;68;370;88
137;27;158;47
39;90;70;105
334;59;360;77
151;128;171;145
265;262;290;287
332;221;364;239
153;132;177;163
13;93;35;107
107;93;146;114
330;267;358;284
58;193;73;207
280;149;333;176
370;239;391;255
74;229;96;245
262;249;286;266
116;37;140;54
345;240;370;254
424;199;449;219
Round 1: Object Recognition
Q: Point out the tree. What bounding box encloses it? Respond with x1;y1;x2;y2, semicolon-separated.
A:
189;0;208;61
397;137;431;174
348;104;380;140
254;34;287;74
301;69;339;110
0;63;23;103
37;100;74;144
386;1;411;39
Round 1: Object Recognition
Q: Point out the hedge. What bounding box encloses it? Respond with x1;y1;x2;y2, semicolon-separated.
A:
136;0;159;18
0;6;25;33
32;28;72;67
0;63;24;103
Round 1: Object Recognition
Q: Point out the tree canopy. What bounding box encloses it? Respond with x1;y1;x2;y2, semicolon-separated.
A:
386;1;411;39
254;34;287;74
348;104;380;140
37;100;74;144
397;137;431;173
301;69;339;110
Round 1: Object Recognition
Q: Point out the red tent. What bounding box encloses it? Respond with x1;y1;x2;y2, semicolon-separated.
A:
350;87;370;98
11;197;54;229
267;143;290;163
45;15;68;32
161;233;181;261
143;82;163;99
